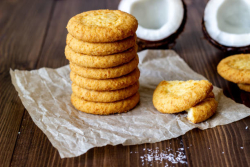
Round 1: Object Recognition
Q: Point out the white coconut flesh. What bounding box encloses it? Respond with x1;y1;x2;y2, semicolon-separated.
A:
118;0;184;41
204;0;250;47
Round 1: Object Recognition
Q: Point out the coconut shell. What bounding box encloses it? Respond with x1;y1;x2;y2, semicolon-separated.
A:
202;19;250;53
137;0;187;51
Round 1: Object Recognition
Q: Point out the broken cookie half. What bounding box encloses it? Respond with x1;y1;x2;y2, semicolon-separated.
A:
186;98;218;124
153;80;218;123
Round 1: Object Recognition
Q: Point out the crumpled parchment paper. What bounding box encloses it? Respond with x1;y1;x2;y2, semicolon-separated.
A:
10;50;250;158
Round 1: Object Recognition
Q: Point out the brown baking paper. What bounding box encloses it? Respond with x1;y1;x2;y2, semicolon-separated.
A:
10;50;250;158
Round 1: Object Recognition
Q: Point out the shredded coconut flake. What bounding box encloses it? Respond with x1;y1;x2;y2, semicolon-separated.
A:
240;147;244;149
246;126;248;130
131;140;188;166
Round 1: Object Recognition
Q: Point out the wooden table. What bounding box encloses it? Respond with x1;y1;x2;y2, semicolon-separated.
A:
1;0;249;166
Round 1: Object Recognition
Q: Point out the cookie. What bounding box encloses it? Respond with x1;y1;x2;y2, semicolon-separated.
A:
72;81;139;102
217;54;250;84
69;55;139;79
206;91;215;98
237;83;250;92
153;80;213;113
66;33;136;56
186;98;218;123
70;68;140;91
66;10;138;42
65;45;137;68
71;92;140;115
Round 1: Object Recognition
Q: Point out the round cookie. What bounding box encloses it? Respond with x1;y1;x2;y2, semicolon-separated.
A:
153;80;213;114
72;81;139;102
65;45;137;68
69;55;139;79
66;10;138;42
66;33;136;56
70;68;140;91
186;98;218;124
237;83;250;92
71;92;140;115
217;54;250;84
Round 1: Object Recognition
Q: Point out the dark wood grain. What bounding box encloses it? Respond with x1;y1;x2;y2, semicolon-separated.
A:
1;0;250;166
0;0;54;166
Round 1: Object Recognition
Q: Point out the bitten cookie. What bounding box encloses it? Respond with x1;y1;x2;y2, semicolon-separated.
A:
69;55;139;79
153;80;213;113
237;83;250;92
66;10;138;42
217;54;250;84
71;92;140;115
72;81;139;102
186;98;218;123
70;68;140;91
66;33;136;56
65;45;137;68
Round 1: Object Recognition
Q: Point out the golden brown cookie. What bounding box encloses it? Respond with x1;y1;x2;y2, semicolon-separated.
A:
71;92;140;115
186;98;218;124
65;45;137;68
206;91;215;98
66;10;138;42
72;81;139;102
66;33;136;56
237;83;250;92
217;54;250;84
153;80;213;114
69;55;139;79
70;68;140;91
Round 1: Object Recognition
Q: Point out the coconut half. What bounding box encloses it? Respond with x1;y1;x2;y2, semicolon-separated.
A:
118;0;186;50
203;0;250;52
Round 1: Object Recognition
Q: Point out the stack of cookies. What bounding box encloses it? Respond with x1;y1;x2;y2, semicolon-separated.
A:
217;54;250;92
153;80;218;123
65;10;140;115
